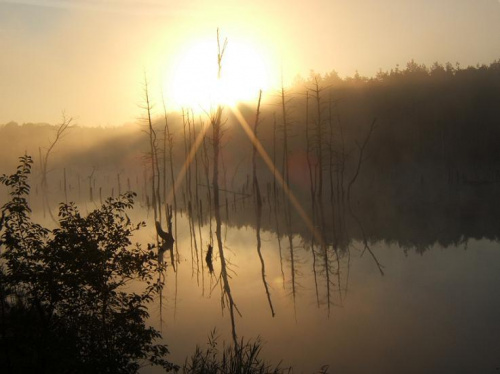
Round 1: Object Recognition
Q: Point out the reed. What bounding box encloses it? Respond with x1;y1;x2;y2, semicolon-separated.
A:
183;331;290;374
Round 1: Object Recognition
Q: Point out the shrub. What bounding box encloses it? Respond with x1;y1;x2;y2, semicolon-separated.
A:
0;155;178;373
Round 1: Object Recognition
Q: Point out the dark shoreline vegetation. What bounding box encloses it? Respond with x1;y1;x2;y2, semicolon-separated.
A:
0;156;291;373
1;58;500;372
0;156;176;373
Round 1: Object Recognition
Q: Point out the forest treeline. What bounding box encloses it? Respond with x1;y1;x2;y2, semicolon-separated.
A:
1;59;500;250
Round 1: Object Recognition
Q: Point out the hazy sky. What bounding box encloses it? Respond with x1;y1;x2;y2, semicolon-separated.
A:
1;0;500;126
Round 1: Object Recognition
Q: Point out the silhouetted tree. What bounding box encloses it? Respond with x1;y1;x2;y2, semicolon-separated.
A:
0;155;177;374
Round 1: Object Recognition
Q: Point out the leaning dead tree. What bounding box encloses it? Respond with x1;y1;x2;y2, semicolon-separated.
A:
40;113;73;221
346;118;384;276
347;118;377;204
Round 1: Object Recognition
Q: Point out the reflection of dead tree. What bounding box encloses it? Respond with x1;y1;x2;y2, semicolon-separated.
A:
196;192;206;294
155;216;174;266
255;202;275;317
188;201;201;283
205;244;214;274
346;118;384;276
221;153;230;241
317;204;332;316
273;194;285;288
155;206;174;330
155;207;175;319
161;93;179;265
284;199;297;319
40;114;73;221
353;212;384;275
309;236;320;308
201;129;214;294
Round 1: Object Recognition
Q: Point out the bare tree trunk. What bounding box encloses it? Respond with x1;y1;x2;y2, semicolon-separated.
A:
142;76;159;223
193;115;200;215
305;90;316;204
252;90;263;206
312;76;325;203
281;84;290;199
273;199;285;288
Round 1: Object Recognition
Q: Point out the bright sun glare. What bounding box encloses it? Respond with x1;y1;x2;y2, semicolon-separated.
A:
164;38;274;111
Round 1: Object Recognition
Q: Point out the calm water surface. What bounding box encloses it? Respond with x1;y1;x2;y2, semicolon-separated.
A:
129;210;500;374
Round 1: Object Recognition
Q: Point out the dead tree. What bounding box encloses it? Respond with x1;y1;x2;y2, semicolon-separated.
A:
251;90;263;207
40;114;73;221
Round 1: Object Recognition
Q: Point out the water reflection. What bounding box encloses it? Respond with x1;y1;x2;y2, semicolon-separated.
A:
141;174;500;373
3;178;500;373
142;209;500;374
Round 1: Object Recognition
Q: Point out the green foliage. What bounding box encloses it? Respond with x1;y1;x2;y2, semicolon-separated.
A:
183;330;289;374
0;155;178;373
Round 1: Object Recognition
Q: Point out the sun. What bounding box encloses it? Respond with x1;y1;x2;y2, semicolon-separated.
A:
164;37;275;111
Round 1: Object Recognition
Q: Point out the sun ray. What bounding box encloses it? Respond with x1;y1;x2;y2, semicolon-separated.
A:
230;105;325;247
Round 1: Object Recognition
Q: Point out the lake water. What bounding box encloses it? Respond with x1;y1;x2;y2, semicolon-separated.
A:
131;208;500;374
